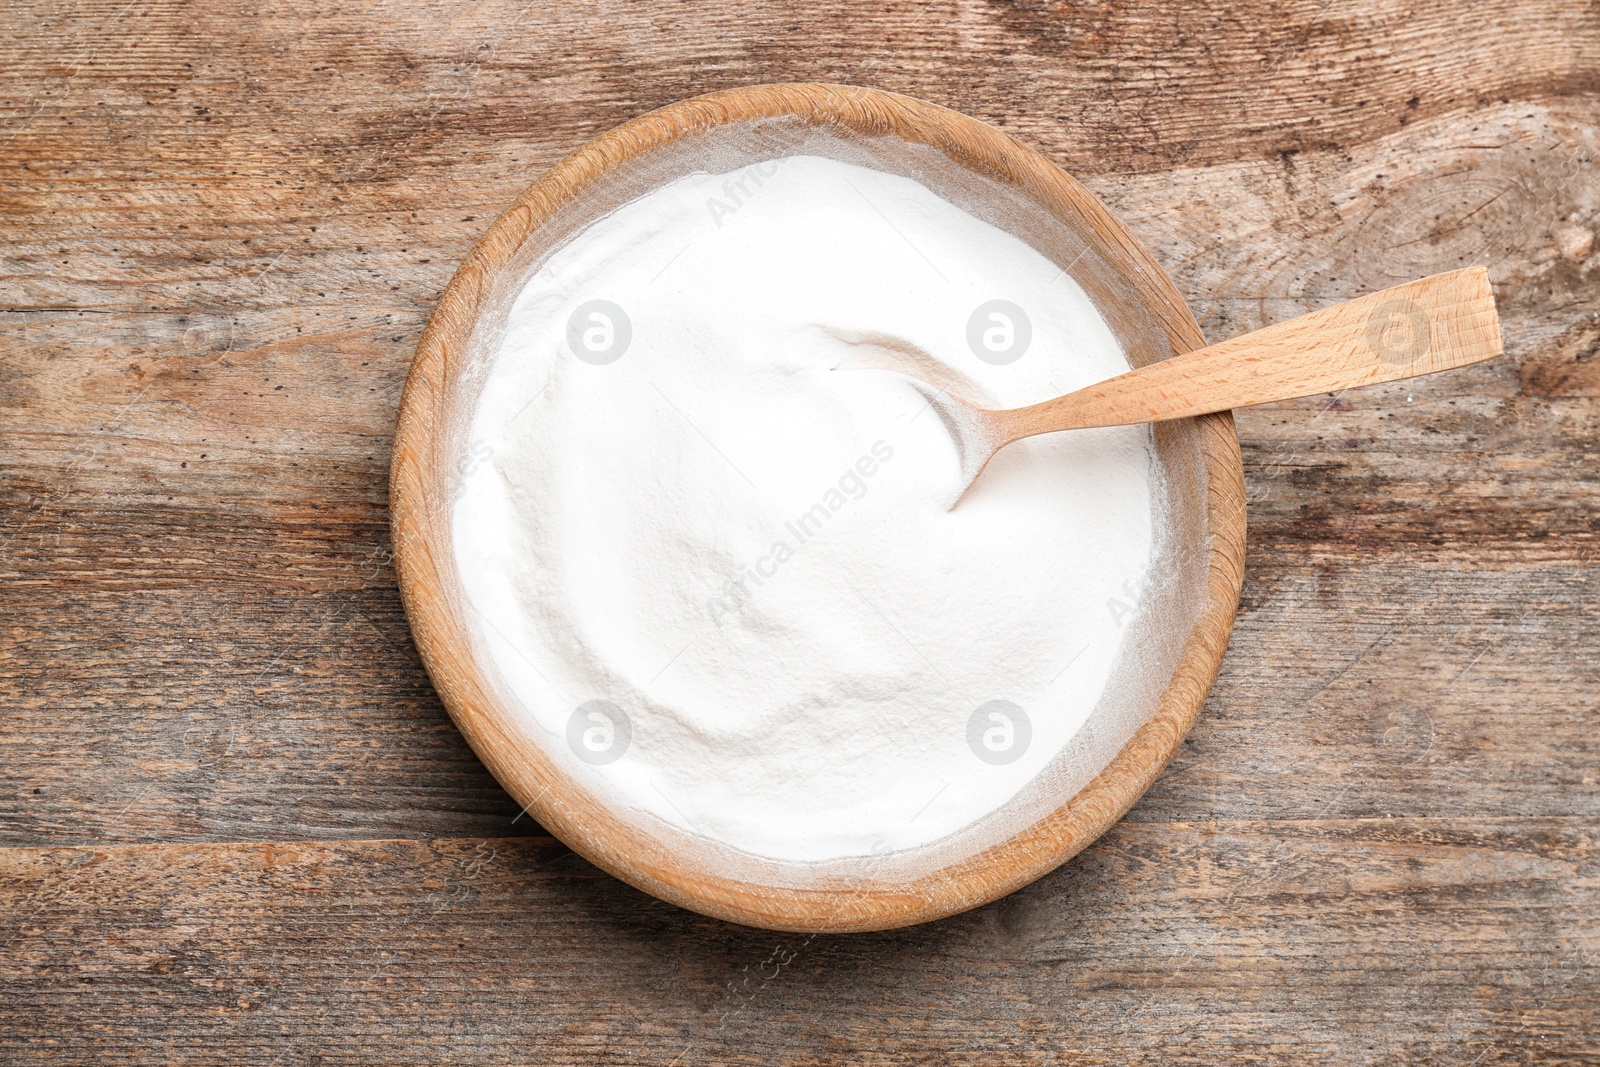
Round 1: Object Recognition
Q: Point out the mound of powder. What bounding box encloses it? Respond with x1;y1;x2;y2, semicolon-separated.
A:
453;155;1158;862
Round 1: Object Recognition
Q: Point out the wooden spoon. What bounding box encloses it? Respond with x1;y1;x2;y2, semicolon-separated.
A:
912;267;1503;506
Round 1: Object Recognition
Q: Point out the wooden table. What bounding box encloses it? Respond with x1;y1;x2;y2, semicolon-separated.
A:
3;2;1596;1062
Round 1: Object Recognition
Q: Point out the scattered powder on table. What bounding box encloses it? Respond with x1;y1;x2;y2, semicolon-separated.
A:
453;155;1158;863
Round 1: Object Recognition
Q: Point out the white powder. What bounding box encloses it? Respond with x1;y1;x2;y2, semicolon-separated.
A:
453;155;1158;863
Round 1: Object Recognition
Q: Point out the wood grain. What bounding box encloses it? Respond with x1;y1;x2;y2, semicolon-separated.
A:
1;823;1594;1063
1;0;1596;1058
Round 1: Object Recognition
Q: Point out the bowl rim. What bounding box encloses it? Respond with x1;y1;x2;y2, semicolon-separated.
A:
390;82;1246;932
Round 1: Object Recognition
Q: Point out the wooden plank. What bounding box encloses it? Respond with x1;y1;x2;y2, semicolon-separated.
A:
1;824;1595;1062
3;548;1595;843
0;0;1594;192
3;101;1594;530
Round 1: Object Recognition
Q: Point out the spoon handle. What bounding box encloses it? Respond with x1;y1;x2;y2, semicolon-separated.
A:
1001;267;1502;440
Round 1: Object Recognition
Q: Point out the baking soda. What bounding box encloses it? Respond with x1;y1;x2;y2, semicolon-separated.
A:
453;155;1158;862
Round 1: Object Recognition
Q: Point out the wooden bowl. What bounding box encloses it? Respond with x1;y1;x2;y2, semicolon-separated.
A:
391;83;1246;932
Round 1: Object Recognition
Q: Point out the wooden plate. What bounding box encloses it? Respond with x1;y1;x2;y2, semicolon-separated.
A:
390;83;1246;932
